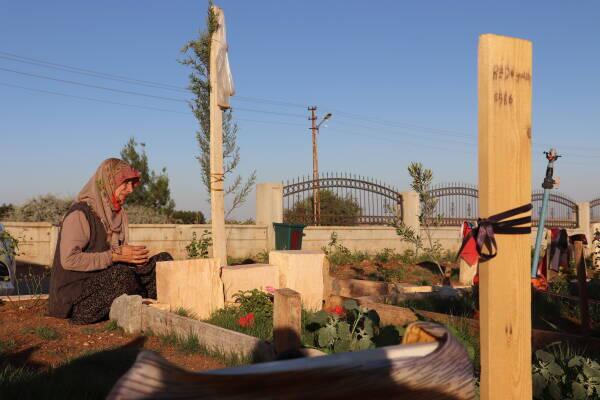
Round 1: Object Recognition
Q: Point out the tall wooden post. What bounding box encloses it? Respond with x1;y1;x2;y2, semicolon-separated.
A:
210;6;227;265
478;34;532;400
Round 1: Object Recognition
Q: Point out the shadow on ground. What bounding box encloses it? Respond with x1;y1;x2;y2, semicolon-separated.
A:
0;336;147;400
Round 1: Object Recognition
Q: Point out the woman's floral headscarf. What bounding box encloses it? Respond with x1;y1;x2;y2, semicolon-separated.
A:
76;158;141;247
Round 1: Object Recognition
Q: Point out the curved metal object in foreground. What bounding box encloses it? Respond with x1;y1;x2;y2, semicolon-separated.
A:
107;322;475;400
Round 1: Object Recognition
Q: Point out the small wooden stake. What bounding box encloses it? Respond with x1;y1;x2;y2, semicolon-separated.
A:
573;240;591;334
273;288;302;354
478;34;532;400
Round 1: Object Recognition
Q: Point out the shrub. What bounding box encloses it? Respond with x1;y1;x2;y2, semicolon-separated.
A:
123;204;170;224
533;342;600;399
233;289;273;318
304;300;391;354
284;189;361;226
170;210;206;224
186;230;212;259
6;195;73;225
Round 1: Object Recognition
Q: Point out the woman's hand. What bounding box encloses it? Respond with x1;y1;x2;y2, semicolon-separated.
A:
112;245;149;265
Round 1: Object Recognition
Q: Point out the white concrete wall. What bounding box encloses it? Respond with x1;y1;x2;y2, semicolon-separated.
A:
3;222;268;266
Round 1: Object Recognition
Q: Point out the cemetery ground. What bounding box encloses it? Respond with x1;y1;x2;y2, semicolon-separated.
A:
0;299;226;399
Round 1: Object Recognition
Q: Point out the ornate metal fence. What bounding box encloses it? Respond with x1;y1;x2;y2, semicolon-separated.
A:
425;183;479;226
282;173;402;226
426;183;579;228
531;190;578;229
591;198;600;223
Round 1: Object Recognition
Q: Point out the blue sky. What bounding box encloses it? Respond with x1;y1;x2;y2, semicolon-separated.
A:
1;1;599;219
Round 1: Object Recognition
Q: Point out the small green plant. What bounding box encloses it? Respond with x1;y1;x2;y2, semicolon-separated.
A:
26;326;60;340
322;232;353;266
255;249;269;264
533;342;600;399
104;320;119;332
233;289;273;318
0;230;19;258
178;334;202;354
305;300;378;354
174;307;197;319
374;248;396;264
0;339;16;355
186;230;212;259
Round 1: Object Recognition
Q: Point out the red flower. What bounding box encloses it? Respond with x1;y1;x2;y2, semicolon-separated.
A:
238;312;255;328
327;305;345;317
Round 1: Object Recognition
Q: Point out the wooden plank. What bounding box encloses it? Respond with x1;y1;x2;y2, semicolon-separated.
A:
478;34;532;400
573;240;591;334
273;288;302;354
141;305;275;362
209;5;227;265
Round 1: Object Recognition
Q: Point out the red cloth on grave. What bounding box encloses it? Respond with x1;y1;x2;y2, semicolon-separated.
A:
459;222;479;266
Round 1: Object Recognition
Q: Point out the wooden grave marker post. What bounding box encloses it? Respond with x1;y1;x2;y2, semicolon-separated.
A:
209;5;234;266
573;239;591;334
478;34;532;400
273;288;302;354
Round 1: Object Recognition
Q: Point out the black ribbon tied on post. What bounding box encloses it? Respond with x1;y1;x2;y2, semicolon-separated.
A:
457;203;533;262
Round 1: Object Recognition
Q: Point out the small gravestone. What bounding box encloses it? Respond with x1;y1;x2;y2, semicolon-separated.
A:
109;294;142;334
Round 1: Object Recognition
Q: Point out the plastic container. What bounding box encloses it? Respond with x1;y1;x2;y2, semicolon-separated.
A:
273;223;306;250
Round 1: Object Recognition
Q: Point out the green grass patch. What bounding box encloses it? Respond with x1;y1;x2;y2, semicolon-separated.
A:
0;339;16;355
174;307;197;319
157;332;251;367
103;320;120;332
205;307;273;341
22;326;60;341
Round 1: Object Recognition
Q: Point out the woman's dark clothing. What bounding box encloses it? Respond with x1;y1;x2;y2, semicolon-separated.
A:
48;201;173;324
70;252;173;325
48;202;110;318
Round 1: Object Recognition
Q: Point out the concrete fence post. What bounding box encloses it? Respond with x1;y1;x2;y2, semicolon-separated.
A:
256;183;283;251
400;191;421;233
578;201;591;243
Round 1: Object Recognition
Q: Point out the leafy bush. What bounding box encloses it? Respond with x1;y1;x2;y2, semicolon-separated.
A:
170;210;206;224
533;342;600;399
186;230;212;259
322;232;353;265
304;300;381;354
6;195;73;225
233;289;273;318
0;204;14;220
284;189;361;226
123;204;170;224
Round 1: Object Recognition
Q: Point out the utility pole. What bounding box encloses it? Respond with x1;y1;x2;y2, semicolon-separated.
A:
307;107;332;226
308;106;319;225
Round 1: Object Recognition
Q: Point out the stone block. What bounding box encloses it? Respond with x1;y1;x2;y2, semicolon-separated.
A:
221;264;279;302
156;258;224;319
269;250;325;311
109;294;142;334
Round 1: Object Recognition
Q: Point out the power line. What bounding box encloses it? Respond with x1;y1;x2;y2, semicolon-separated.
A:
2;51;598;154
0;82;189;114
0;66;188;103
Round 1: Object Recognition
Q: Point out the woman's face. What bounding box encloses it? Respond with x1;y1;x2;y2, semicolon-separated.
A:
114;180;136;205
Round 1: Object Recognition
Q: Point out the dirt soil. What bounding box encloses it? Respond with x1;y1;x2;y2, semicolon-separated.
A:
330;260;457;285
0;299;224;372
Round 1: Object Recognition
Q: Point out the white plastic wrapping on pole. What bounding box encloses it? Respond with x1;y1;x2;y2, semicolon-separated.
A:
210;5;234;265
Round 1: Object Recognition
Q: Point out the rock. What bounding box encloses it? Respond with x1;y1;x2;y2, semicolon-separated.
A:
109;294;143;334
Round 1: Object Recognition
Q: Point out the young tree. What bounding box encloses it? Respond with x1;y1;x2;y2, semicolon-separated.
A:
120;137;175;214
394;162;444;275
179;2;256;218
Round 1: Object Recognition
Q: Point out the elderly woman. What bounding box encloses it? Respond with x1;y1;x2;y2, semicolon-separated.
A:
48;158;172;324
